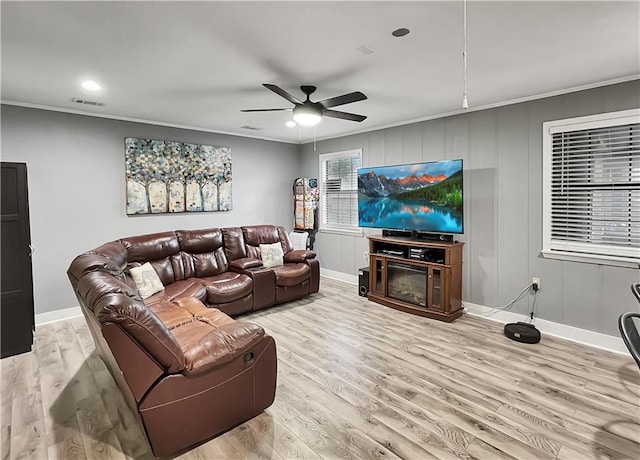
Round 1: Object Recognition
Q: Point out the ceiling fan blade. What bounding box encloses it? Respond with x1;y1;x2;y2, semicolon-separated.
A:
318;91;367;108
241;108;291;112
263;84;302;105
323;109;367;122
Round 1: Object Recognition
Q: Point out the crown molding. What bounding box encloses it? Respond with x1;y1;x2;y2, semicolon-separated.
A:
308;74;640;144
0;100;299;145
3;74;638;146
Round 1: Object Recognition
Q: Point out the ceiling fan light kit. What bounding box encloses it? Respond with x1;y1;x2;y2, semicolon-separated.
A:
293;105;322;126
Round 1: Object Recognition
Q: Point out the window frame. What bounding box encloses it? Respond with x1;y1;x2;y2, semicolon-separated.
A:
318;149;363;236
542;108;640;268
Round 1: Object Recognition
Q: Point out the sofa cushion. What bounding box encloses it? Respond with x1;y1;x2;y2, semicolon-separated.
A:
195;307;237;328
260;242;284;268
144;279;207;306
172;297;235;327
242;225;280;259
275;226;295;254
119;232;181;285
119;232;180;262
222;227;247;261
130;262;165;299
185;250;228;278
148;300;195;331
202;272;253;304
171;319;265;375
176;229;229;278
271;263;311;287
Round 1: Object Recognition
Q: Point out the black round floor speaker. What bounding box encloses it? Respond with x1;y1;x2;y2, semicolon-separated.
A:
504;322;541;344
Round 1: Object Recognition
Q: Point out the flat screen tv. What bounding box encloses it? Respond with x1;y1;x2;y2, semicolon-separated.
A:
357;159;463;234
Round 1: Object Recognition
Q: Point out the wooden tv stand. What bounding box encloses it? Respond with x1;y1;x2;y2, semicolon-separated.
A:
367;236;464;322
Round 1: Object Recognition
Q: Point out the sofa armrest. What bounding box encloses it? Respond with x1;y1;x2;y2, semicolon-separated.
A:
182;322;266;375
284;250;316;263
229;257;263;271
245;267;276;310
76;271;186;373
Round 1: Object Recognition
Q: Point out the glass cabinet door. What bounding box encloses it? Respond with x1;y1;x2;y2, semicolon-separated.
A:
371;257;385;295
430;267;442;309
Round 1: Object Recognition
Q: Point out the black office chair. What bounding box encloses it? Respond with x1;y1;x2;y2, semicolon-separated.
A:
632;282;640;304
618;283;640;369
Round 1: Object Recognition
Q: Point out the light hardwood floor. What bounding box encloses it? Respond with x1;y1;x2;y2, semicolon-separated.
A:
2;277;639;459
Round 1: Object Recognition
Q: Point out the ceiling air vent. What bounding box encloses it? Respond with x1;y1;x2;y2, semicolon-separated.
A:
72;97;105;107
240;125;263;131
356;44;375;55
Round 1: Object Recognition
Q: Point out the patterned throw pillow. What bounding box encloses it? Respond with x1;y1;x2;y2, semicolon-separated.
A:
259;242;284;268
129;262;165;299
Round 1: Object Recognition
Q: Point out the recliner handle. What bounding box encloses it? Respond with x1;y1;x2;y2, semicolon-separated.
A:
243;351;255;364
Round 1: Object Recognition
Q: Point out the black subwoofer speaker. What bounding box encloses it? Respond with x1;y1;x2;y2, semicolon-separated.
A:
358;267;370;297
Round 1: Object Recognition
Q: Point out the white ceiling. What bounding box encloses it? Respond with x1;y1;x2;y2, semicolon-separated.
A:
2;1;639;144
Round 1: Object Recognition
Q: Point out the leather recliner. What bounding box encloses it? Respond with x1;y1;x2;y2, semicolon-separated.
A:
240;225;320;304
66;224;319;457
69;254;277;457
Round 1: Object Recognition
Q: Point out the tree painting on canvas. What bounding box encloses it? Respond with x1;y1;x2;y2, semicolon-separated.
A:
125;137;232;215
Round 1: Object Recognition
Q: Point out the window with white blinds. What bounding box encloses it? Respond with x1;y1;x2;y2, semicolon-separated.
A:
542;109;640;266
319;149;362;233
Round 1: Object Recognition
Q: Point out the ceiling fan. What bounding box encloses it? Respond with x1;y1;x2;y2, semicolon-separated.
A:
242;84;367;126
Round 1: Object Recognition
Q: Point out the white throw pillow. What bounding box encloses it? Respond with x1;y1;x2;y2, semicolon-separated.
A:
129;262;164;299
260;242;284;268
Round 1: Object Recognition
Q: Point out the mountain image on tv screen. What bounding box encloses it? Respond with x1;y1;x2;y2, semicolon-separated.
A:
357;159;463;234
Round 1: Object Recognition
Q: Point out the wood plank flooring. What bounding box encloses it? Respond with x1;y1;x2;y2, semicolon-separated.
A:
2;277;639;459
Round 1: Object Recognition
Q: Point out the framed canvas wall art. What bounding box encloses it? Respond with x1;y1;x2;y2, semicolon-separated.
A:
125;137;232;215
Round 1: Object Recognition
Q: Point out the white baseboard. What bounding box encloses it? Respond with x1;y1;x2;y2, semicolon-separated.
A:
321;268;358;285
33;280;628;356
463;302;628;355
35;306;82;326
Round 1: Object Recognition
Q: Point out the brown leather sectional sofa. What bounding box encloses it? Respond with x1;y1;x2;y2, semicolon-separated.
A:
67;225;319;457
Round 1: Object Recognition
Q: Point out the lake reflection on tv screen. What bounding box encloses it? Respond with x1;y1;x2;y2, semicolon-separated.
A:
358;197;462;233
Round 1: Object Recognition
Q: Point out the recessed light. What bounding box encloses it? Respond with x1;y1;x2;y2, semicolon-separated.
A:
81;80;101;91
392;28;410;37
286;121;297;128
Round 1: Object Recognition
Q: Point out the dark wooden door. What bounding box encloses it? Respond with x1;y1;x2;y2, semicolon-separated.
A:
1;162;34;358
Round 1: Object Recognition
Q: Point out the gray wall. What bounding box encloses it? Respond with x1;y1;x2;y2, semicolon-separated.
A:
1;105;300;315
3;82;638;336
300;81;640;337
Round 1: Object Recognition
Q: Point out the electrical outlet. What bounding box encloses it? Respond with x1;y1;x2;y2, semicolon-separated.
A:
532;277;541;291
